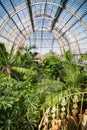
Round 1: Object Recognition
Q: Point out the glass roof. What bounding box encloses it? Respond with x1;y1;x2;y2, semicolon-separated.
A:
0;0;87;55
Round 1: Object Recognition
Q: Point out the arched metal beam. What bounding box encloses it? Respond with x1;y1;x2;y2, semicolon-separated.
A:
50;0;86;32
0;3;27;28
0;1;87;30
3;24;78;56
50;0;68;31
9;0;27;34
27;0;34;32
0;34;17;45
1;14;82;51
0;1;26;40
13;26;62;54
14;32;62;55
34;18;81;55
53;28;70;46
12;24;70;56
0;14;80;52
53;23;81;55
2;16;80;55
54;22;81;55
32;26;70;54
53;30;72;54
25;32;63;55
32;16;82;54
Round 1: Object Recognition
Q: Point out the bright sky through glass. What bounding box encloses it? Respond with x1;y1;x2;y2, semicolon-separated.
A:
0;0;87;55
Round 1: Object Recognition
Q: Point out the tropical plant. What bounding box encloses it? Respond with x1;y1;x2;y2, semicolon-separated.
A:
62;50;87;90
0;76;41;130
0;43;38;81
43;53;62;80
0;43;15;77
0;43;87;130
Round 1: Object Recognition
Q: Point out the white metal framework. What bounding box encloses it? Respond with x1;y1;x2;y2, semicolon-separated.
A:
0;0;87;55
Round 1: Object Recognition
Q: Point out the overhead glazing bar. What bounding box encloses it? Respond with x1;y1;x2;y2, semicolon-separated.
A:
27;0;34;32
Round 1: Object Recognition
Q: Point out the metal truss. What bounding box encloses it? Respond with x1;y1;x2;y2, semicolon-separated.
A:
27;0;34;32
0;0;87;55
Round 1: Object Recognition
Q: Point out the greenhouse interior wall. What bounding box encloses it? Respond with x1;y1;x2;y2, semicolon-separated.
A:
0;0;87;130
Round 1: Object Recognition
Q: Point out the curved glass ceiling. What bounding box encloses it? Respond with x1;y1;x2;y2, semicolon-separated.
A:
24;31;61;55
0;0;87;55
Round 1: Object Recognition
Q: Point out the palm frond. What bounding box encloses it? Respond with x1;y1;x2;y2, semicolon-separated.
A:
0;43;9;65
12;66;28;74
8;43;15;62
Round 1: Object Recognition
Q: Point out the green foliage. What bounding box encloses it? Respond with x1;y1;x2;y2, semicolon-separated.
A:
62;50;87;89
0;43;15;67
14;45;37;68
14;51;34;68
43;54;62;80
81;53;87;60
0;44;87;130
0;78;40;130
23;67;40;85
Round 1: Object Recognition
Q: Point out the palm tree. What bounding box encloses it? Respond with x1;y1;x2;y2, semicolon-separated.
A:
0;43;15;77
0;43;37;80
62;50;87;91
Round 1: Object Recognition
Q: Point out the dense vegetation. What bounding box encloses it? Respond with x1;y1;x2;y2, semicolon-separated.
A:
0;43;87;130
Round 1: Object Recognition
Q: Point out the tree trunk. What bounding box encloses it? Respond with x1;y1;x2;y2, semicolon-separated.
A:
6;66;11;77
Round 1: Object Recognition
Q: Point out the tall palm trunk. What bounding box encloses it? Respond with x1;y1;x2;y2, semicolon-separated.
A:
6;66;11;77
